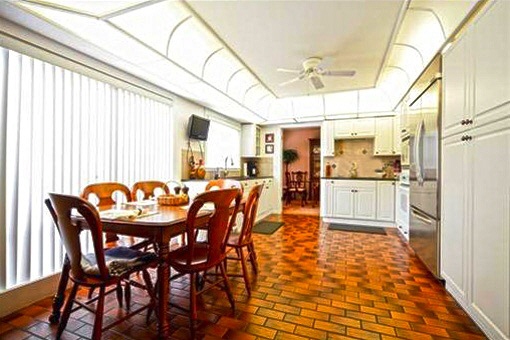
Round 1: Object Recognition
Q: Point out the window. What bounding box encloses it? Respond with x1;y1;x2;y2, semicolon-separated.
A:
205;120;240;169
0;48;173;291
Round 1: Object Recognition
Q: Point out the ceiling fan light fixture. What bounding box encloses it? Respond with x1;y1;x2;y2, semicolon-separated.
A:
309;75;324;90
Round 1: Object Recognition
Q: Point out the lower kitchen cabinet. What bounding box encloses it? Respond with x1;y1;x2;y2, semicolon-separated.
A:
322;179;395;226
376;181;395;221
442;117;510;339
240;178;277;221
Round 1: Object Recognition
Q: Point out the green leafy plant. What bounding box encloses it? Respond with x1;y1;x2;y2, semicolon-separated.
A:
282;149;299;173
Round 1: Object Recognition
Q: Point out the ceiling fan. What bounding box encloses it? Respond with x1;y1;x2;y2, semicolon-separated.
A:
277;57;356;90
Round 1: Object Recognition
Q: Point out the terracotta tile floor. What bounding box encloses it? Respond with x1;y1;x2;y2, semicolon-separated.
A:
0;214;486;339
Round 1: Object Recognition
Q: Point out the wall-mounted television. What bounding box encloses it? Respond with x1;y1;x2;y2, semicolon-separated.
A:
188;114;210;141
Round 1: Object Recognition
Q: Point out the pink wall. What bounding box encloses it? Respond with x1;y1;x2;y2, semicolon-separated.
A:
282;127;320;183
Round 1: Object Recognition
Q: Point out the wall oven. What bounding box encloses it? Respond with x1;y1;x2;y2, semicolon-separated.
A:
400;133;410;168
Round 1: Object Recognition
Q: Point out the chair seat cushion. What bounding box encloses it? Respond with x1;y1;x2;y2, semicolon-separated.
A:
81;246;157;277
168;243;219;272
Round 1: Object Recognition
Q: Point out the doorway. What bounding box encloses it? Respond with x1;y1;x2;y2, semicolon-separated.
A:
281;126;320;216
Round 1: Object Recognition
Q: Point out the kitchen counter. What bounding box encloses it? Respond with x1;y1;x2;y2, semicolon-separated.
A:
182;176;273;182
321;176;397;181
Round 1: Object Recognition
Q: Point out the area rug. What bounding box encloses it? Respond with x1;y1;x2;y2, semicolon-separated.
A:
328;223;386;235
253;221;284;235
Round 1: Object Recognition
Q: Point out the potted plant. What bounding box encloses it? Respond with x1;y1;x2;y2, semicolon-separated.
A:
282;149;299;173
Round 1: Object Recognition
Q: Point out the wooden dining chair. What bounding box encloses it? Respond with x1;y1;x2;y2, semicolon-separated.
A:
81;182;132;243
288;171;308;206
131;180;170;201
225;184;263;294
167;188;242;333
47;193;157;340
205;179;244;195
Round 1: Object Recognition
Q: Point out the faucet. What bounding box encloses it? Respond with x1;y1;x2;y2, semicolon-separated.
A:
223;156;234;178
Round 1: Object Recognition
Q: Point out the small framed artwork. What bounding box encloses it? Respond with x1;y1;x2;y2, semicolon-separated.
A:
265;144;274;154
265;133;274;143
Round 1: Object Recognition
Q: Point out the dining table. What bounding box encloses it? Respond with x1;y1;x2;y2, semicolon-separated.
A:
48;198;244;339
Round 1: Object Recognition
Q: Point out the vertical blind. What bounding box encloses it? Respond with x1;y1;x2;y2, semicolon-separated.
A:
0;47;173;291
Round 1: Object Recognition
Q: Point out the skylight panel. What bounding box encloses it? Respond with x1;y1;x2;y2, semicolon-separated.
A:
227;71;257;103
203;50;243;92
29;0;148;17
396;11;444;68
23;4;161;64
290;95;324;118
324;91;358;116
108;0;190;56
358;89;392;113
168;18;222;78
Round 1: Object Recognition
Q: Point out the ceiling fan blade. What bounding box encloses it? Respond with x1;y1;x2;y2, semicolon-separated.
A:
278;76;302;87
277;68;301;74
320;69;356;77
309;75;324;90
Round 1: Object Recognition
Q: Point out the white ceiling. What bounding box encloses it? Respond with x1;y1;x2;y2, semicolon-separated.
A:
0;0;480;124
187;0;405;98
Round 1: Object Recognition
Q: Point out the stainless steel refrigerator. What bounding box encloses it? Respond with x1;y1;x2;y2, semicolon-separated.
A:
407;56;442;278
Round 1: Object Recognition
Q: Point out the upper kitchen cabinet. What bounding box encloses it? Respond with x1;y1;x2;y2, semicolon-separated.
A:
374;117;395;156
321;120;335;157
241;124;261;157
443;29;472;138
334;118;375;139
443;1;510;138
474;0;510;116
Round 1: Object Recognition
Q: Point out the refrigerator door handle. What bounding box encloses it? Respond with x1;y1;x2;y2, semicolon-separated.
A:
411;207;433;224
414;119;425;186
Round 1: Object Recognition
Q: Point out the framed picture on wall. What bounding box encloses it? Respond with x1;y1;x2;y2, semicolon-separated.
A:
265;144;274;154
265;133;274;143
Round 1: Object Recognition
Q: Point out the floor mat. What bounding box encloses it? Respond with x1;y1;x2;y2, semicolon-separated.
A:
253;221;284;235
328;223;386;235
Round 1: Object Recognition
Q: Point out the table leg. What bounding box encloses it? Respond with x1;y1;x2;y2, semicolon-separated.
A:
49;256;70;324
156;241;170;339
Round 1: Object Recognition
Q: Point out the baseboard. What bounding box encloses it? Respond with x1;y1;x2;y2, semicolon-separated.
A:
469;303;509;340
322;217;396;228
0;273;63;319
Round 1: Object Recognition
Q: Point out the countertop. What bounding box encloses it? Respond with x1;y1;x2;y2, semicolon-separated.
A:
321;176;397;181
182;176;273;182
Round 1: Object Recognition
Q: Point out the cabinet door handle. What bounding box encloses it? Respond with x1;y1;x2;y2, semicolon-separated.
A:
461;135;466;141
466;119;473;125
466;135;472;141
461;119;466;125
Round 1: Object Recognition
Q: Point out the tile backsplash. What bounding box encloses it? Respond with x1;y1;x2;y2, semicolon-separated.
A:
325;139;399;178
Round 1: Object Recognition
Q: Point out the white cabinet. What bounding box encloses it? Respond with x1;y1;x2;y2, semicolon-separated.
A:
374;117;400;156
324;180;376;220
321;120;335;157
354;186;376;220
334;118;375;139
374;117;394;156
442;4;510;336
441;134;469;302
471;120;510;339
241;124;260;157
443;28;472;138
376;181;395;222
331;184;354;218
474;1;510;116
241;178;276;221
